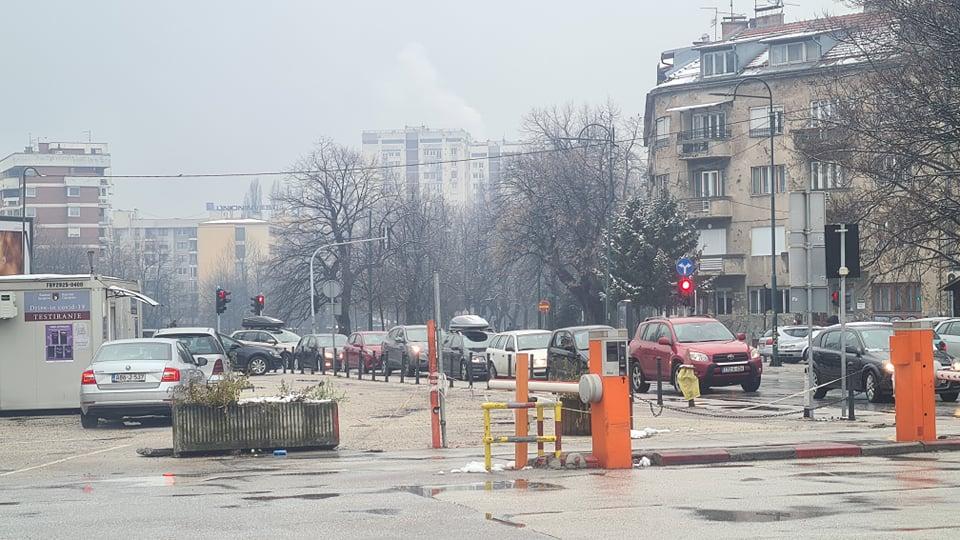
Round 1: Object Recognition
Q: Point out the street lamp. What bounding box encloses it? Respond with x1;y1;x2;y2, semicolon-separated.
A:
711;77;781;366
309;235;386;334
19;166;41;273
559;123;616;325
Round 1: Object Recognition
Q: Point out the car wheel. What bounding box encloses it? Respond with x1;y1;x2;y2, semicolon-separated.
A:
670;362;681;392
940;392;959;403
247;356;268;376
741;376;761;393
864;371;884;403
488;362;498;380
631;361;649;393
80;411;99;429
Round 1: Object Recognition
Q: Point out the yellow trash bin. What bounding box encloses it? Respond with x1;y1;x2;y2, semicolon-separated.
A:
676;365;701;401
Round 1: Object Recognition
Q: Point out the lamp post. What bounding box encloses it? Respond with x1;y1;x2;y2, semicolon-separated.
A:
559;123;616;325
19;166;41;273
309;236;386;334
711;77;781;367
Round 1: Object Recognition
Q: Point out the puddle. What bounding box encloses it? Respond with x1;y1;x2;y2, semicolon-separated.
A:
276;471;339;477
690;506;838;522
0;502;20;506
242;493;339;502
485;513;526;528
396;479;564;498
344;508;401;516
740;478;763;482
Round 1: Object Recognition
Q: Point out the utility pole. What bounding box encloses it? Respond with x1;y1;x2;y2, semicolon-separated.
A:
838;224;854;420
367;211;374;331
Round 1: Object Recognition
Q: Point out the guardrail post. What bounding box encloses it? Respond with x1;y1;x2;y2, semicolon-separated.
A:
400;354;406;383
383;355;389;382
554;401;562;459
483;408;492;472
321;348;327;375
415;358;420;385
537;404;545;458
656;357;663;407
467;358;474;388
507;354;512;378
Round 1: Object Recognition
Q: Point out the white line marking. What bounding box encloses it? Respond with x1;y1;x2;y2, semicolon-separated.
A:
0;444;132;478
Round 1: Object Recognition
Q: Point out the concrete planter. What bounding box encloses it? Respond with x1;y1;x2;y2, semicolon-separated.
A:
172;401;339;456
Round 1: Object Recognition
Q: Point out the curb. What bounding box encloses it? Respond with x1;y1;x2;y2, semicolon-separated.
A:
634;437;960;466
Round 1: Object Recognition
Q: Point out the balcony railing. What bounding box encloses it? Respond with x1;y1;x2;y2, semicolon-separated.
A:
679;127;732;142
698;255;746;276
682;197;733;219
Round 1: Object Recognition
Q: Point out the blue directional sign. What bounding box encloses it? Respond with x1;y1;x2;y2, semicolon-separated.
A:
676;257;695;277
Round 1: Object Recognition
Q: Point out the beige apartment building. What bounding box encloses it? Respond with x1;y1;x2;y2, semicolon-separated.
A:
196;218;271;288
644;7;955;336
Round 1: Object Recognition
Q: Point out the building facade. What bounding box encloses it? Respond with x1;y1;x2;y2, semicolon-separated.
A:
644;7;952;335
0;141;112;250
361;126;520;205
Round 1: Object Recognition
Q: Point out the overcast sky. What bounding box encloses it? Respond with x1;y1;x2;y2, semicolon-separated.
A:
2;0;857;216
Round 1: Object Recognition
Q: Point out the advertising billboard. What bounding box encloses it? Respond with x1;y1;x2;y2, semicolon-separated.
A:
0;217;31;275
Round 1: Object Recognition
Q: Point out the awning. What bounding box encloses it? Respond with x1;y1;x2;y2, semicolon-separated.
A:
107;285;160;307
665;99;733;113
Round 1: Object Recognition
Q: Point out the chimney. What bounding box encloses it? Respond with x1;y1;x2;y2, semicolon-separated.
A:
751;12;785;29
721;16;748;39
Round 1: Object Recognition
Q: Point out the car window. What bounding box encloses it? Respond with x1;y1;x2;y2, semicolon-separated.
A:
859;328;893;350
220;334;242;349
405;328;427;342
315;335;348;348
673;321;735;343
506;337;517;351
364;333;385;345
574;331;590;351
639;324;654;342
518;333;550;350
822;331;840;350
942;322;958;336
178;343;195;364
161;333;222;355
267;329;301;343
552;332;566;348
463;331;490;348
95;342;172;362
233;331;248;341
784;328;810;338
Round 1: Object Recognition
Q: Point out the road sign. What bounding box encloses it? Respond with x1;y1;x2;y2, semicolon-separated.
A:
321;280;342;299
675;257;695;277
538;299;551;313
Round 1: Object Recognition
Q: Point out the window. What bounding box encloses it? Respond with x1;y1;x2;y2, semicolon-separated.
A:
68;207;81;218
692;170;724;198
714;290;734;315
26;187;37;198
235;227;245;241
654;174;670;193
655;116;671;145
750;226;786;256
873;282;921;313
749;106;784;137
25;207;36;218
769;41;819;66
810;100;836;126
67;187;81;197
691;112;726;140
235;244;246;260
750;165;787;195
822;331;840;350
176;241;189;250
68;227;81;238
697;228;727;255
748;288;790;314
701;49;737;76
810;161;844;190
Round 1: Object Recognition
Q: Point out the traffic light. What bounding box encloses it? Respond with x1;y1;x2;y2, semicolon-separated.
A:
677;276;695;297
250;294;265;316
831;290;840;306
216;287;231;315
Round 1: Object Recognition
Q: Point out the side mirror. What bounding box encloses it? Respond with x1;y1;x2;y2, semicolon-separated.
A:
195;357;209;367
657;336;672;346
229;343;241;351
938;341;947;352
845;345;862;356
736;333;747;342
506;346;516;352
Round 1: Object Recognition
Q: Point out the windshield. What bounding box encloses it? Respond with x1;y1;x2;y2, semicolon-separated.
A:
269;329;301;343
784;328;816;338
861;328;893;350
405;328;428;342
518;333;551;350
95;342;171;362
462;330;491;349
162;334;221;355
363;333;386;345
574;331;590;351
316;335;348;347
674;321;735;343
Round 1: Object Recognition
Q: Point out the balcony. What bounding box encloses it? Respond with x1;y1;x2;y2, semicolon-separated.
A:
791;125;842;156
677;127;732;160
698;255;746;276
683;196;733;219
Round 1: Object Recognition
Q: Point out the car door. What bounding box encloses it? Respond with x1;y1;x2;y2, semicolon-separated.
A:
384;328;400;367
645;324;672;380
345;333;358;368
634;323;655;377
548;331;578;380
817;330;842;385
843;331;867;390
177;343;205;382
504;335;520;377
443;334;460;376
487;335;505;375
938;322;960;357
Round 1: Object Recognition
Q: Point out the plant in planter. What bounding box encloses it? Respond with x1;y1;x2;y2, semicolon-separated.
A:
171;374;342;456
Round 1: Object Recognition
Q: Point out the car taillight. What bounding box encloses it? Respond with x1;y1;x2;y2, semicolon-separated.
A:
938;341;947;352
81;370;96;385
212;359;224;375
161;368;181;382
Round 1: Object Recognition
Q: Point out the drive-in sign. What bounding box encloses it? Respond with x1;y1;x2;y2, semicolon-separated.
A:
24;290;91;322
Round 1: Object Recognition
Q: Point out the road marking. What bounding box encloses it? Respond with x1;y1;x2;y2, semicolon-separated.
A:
0;444;132;478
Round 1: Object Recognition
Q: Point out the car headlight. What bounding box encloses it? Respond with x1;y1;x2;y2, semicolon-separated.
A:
324;351;333;359
688;351;710;363
471;356;485;364
750;348;761;360
411;345;421;356
952;361;960;371
884;362;895;373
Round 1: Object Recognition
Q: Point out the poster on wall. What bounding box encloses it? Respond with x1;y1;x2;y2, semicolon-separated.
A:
45;324;74;362
74;322;90;350
24;290;91;322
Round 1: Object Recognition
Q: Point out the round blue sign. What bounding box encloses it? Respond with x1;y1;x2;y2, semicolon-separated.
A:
676;257;695;276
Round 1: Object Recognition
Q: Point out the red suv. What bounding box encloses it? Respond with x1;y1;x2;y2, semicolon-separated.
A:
629;317;762;393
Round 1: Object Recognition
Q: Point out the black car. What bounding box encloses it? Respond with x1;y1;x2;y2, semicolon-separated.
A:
546;325;614;381
293;334;348;372
441;316;494;381
811;322;960;403
220;334;283;376
382;325;429;376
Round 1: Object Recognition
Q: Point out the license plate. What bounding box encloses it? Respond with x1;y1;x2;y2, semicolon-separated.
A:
721;365;746;374
112;373;146;383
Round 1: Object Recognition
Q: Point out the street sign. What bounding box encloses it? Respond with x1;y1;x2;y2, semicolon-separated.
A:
538;299;551;313
825;224;861;279
675;257;695;277
321;280;342;299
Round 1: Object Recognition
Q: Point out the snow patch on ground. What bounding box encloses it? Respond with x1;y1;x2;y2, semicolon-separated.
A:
239;396;332;404
634;456;652;468
450;461;504;473
631;427;670;439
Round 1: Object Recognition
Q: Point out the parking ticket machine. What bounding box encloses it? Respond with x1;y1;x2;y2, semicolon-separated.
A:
582;329;632;469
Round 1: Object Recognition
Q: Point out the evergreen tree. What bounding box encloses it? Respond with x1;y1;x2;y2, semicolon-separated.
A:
605;194;699;311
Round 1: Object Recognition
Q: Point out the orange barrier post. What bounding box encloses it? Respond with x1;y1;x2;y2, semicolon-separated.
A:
587;338;632;469
890;320;936;442
427;320;441;449
515;353;529;469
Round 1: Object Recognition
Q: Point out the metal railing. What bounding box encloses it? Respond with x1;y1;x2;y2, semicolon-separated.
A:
482;400;562;472
679;127;732;142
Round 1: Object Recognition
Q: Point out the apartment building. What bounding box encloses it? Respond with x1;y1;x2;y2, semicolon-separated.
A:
361;126;520;205
0;141;112;250
196;218;271;287
644;7;949;333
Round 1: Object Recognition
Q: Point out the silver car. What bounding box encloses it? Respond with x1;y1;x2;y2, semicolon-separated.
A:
79;338;207;428
759;326;822;363
154;327;232;381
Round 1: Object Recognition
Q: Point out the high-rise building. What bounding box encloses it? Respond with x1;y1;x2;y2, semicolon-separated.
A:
0;141;112;250
361;126;521;205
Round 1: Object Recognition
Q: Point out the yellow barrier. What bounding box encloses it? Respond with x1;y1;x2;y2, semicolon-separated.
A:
481;400;562;472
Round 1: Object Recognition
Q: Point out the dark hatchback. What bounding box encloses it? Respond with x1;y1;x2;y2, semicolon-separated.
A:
811;322;960;403
545;325;615;381
221;334;283;375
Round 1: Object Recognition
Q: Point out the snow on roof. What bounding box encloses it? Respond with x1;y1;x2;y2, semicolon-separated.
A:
659;58;701;87
757;29;830;43
0;273;125;282
201;218;268;225
665;99;733;113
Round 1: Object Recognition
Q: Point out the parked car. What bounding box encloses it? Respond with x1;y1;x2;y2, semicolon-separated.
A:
629;317;763;393
811;322;960;403
441;316;494;381
343;331;387;373
231;328;301;366
486;330;551;379
545;325;615;381
381;325;429;376
220;333;283;376
758;326;823;363
79;338;207;428
153;327;231;381
934;318;960;357
293;334;349;372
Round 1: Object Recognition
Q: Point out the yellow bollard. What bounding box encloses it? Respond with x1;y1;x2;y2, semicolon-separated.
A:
677;365;700;403
483;408;492;471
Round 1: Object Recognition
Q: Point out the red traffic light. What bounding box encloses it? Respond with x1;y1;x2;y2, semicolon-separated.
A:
831;291;840;305
218;290;226;300
678;277;695;296
256;295;264;304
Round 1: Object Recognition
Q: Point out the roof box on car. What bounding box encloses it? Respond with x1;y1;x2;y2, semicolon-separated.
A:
242;315;285;330
449;314;492;331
